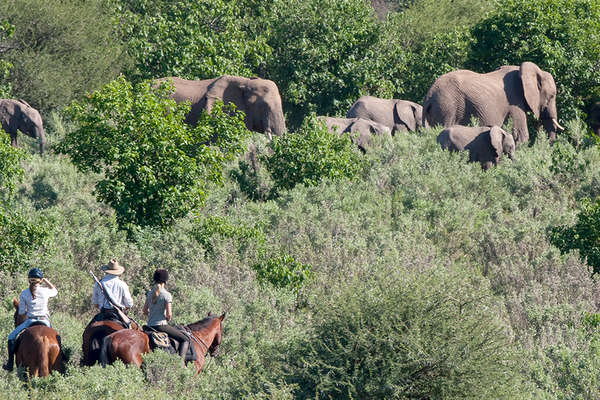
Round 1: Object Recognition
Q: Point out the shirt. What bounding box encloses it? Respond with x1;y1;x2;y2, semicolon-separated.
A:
92;274;133;309
18;286;58;319
146;287;172;326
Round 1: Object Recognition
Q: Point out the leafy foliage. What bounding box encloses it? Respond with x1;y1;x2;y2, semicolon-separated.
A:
285;267;525;399
264;0;394;127
118;0;270;82
251;254;313;292
262;117;364;192
0;134;49;273
57;77;251;232
0;20;14;97
0;0;129;113
550;197;600;275
468;0;600;121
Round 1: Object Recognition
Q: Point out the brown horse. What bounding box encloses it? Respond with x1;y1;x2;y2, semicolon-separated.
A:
12;298;65;377
81;318;141;366
100;313;225;373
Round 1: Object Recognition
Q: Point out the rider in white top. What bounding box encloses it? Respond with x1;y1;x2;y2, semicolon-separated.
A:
3;268;57;371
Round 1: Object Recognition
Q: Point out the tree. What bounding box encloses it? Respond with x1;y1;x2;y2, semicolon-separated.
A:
264;0;394;127
57;77;251;232
0;20;14;98
0;0;129;113
468;0;600;122
118;0;270;82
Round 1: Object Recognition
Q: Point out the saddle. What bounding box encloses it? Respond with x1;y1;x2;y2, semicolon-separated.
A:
142;326;197;362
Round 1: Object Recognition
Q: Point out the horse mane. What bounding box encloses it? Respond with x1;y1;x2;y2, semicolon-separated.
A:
186;315;217;330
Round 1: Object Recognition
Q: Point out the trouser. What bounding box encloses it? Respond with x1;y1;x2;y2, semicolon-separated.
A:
151;324;190;358
8;317;51;341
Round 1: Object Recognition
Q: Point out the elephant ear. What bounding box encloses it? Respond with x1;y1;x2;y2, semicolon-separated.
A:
394;101;417;132
489;126;503;158
520;62;542;119
205;76;246;114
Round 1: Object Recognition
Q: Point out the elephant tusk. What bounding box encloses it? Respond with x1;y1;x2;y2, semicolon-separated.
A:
552;118;565;131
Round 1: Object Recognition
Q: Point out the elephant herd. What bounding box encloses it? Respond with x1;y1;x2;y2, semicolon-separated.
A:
5;61;597;170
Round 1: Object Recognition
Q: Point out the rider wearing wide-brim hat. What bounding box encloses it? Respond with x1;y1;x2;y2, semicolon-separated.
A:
3;268;57;372
91;259;133;323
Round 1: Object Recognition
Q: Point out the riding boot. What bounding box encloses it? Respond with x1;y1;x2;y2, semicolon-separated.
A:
2;340;16;371
178;341;189;366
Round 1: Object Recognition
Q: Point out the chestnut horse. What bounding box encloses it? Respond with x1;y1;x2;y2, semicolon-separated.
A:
100;313;225;373
81;318;141;366
12;298;65;377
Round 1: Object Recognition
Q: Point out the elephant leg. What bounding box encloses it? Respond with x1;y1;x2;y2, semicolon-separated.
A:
10;133;18;147
508;107;528;144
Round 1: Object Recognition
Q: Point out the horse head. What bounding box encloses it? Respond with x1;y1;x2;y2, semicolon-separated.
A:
13;298;25;327
208;313;226;357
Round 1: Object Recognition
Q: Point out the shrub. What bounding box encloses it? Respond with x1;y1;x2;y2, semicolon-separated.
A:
251;254;313;293
262;117;364;193
549;197;600;275
284;266;526;399
0;20;14;97
57;77;251;233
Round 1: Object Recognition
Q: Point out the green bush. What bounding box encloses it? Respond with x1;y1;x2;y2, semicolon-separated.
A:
284;266;526;399
251;254;313;292
550;197;600;275
0;20;14;97
262;117;364;192
57;77;251;232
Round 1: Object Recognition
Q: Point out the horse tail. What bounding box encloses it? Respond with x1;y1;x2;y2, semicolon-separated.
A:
100;335;113;368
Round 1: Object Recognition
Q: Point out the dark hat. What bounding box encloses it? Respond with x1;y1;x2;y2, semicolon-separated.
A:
153;269;169;284
28;268;44;279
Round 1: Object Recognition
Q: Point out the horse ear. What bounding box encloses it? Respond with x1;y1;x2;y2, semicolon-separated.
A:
219;313;226;321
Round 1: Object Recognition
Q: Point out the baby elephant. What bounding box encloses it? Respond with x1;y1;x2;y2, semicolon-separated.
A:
320;116;391;152
437;125;515;170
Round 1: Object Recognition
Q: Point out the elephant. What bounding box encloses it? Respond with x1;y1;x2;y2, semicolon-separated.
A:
155;75;286;139
423;62;564;144
0;99;46;154
436;125;516;170
319;116;392;152
589;102;600;136
346;96;426;134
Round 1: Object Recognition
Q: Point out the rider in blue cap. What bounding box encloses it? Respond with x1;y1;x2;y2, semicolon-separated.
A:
3;268;57;371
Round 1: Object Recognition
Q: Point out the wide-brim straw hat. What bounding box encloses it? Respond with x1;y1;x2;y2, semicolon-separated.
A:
101;258;125;275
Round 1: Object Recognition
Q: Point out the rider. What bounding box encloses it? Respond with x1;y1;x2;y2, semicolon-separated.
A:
91;259;133;323
3;268;57;371
143;269;190;365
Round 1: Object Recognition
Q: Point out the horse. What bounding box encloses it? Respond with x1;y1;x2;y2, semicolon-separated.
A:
100;313;225;373
81;317;141;366
11;298;65;377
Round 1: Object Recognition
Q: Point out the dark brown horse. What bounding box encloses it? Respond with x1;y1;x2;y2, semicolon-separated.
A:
100;313;225;373
12;298;65;377
81;318;141;366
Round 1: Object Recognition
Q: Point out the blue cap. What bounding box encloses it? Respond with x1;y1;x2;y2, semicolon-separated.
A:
28;268;44;279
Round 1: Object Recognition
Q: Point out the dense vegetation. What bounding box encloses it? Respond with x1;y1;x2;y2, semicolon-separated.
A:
2;0;600;398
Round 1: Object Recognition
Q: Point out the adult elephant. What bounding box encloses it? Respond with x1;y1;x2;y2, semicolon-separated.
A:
156;76;286;139
320;116;391;152
0;99;46;154
437;125;516;170
423;62;563;144
346;96;425;134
